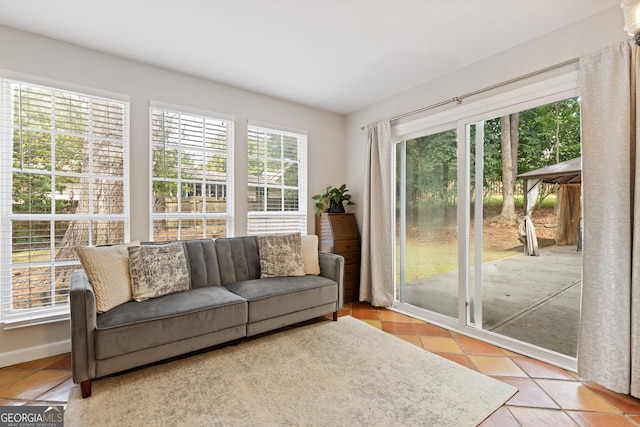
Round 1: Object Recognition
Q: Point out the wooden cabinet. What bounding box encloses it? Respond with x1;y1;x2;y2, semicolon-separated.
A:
316;213;360;303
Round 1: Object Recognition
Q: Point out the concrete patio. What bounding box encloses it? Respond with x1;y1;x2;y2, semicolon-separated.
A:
401;245;582;356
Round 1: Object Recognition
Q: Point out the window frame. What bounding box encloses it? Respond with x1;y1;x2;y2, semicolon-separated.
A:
247;122;308;235
0;76;130;327
149;102;234;241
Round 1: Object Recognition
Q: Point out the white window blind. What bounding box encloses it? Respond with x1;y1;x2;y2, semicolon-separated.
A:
247;124;307;235
150;105;233;240
0;79;130;327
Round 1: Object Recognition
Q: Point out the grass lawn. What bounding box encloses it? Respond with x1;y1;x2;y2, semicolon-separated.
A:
399;194;558;282
12;248;52;263
398;241;518;282
482;193;557;209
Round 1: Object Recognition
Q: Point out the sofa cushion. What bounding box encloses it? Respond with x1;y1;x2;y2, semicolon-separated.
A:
94;286;247;360
128;242;190;301
215;236;261;285
257;233;305;278
74;242;139;313
226;276;337;323
182;239;222;288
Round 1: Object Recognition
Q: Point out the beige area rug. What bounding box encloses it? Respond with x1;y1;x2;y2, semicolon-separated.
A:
65;316;516;426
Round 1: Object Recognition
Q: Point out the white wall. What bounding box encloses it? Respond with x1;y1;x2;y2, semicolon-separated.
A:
344;5;628;225
0;25;345;366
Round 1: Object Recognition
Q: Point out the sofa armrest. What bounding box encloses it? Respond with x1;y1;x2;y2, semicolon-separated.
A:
318;252;345;310
70;270;97;384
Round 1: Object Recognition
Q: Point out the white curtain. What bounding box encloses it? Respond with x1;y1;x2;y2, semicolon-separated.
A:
578;40;640;397
359;120;394;307
523;179;540;256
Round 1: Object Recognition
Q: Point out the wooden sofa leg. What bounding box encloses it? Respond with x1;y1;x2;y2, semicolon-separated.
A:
332;311;338;321
81;380;92;398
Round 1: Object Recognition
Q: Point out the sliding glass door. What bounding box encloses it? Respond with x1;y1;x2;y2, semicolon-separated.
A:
396;130;458;322
394;79;583;367
466;100;582;358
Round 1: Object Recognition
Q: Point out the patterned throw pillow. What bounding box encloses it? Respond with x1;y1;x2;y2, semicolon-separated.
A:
128;243;190;301
257;233;305;278
75;242;139;313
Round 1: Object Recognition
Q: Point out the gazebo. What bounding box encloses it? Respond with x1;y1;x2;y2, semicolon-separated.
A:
516;157;582;256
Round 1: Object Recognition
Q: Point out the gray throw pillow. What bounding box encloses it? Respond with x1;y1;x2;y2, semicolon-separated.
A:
128;242;190;301
257;233;305;278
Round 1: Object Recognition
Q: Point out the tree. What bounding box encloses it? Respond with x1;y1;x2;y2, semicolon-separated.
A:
152;145;181;213
495;114;519;223
517;98;580;172
510;114;519;183
481;99;580;219
403;131;457;205
55;98;127;260
397;97;581;241
206;153;227;172
398;131;458;231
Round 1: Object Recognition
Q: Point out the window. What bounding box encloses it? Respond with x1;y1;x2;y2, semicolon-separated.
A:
150;104;233;240
0;79;130;326
247;124;307;234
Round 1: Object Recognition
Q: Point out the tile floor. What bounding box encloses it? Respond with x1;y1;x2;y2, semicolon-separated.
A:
1;302;639;426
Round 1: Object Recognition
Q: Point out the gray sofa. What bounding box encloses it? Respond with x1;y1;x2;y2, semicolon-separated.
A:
70;236;344;398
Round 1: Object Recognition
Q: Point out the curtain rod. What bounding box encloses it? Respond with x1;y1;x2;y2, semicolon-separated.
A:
361;57;579;130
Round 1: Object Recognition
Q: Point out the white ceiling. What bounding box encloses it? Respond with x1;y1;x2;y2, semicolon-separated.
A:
0;0;622;114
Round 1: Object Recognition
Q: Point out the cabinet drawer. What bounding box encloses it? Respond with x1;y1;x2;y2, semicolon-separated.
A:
335;239;360;253
343;280;359;302
344;279;359;291
340;251;360;265
344;264;360;281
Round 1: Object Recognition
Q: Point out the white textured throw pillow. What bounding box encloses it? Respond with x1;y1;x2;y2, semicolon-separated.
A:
257;233;305;278
301;235;321;275
128;243;190;302
75;242;139;314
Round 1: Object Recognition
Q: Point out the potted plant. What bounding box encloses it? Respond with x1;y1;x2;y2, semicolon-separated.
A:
312;184;355;216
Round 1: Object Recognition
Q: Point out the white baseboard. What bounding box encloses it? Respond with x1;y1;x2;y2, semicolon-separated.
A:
0;339;71;368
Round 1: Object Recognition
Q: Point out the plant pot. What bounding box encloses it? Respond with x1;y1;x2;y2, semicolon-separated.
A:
329;200;345;213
